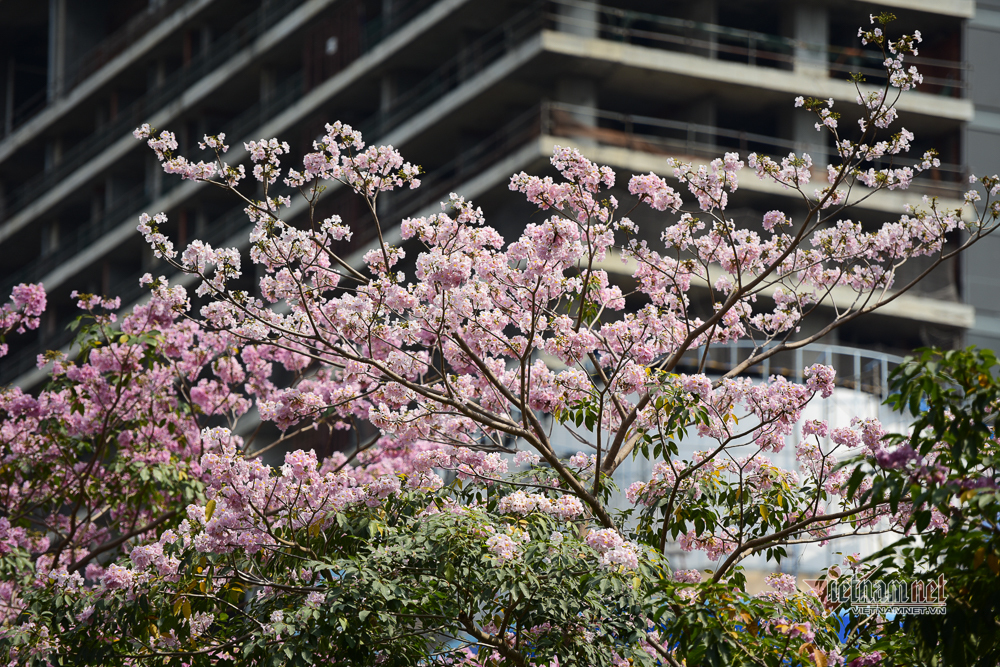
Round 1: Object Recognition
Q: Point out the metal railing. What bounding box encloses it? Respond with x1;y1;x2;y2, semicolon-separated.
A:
680;340;904;400
384;104;543;218
553;0;967;97
385;100;968;221
0;177;181;300
541;102;968;196
2;0;203;139
0;0;444;385
0;0;968;383
1;0;310;219
360;2;546;141
4;89;47;139
63;0;197;96
0;0;448;298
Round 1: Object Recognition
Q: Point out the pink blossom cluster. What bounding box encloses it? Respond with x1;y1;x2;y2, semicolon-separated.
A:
510;146;617;226
728;454;799;493
672;569;702;584
298;122;420;195
0;285;256;612
765;573;797;595
136;126;221;181
668;153;743;211
628;172;682;212
497;491;585;520
0;283;46;357
187;433;385;554
626;454;717;508
198;133;228;152
679;532;735;562
484;526;531;563
245;138;291;185
805;364;836;398
747;152;812;190
849;652;884;667
585;529;639;571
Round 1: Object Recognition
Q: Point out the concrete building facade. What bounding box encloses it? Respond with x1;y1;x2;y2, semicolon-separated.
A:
0;0;990;573
0;1;984;385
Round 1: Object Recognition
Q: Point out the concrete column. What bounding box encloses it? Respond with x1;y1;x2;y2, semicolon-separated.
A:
381;0;394;33
555;77;597;113
789;3;828;78
182;29;193;67
41;220;60;257
554;76;598;146
4;59;13;136
104;175;116;212
687;0;718;61
142;244;160;272
194;206;208;239
44;138;62;172
147;154;162;200
94;100;108;132
47;0;67;101
554;1;599;39
782;3;830;169
42;307;57;343
101;261;111;295
177;209;188;249
90;187;103;223
788;105;829;170
261;68;276;99
200;26;212;56
688;97;717;157
379;74;395;117
148;58;166;91
260;67;277;112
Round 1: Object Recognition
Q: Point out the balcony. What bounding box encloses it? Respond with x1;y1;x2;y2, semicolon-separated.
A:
1;0;217;143
380;101;968;233
552;0;967;97
0;0;316;225
0;0;972;385
0;88;968;387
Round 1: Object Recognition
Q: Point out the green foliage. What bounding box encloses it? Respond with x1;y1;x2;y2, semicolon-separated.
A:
861;348;1000;667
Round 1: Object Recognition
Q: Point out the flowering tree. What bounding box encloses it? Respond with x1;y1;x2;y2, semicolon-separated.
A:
0;15;996;667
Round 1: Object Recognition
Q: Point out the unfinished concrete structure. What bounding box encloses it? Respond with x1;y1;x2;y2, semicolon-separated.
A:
0;1;985;387
0;0;991;574
0;1;984;384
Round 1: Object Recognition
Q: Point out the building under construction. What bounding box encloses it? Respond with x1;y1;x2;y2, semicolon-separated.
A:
0;0;995;573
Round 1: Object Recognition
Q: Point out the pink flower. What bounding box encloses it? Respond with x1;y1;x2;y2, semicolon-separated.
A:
765;573;797;595
485;533;521;562
585;529;624;554
101;564;135;590
805;364;836;398
673;569;702;584
848;652;883;667
629;172;682;211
